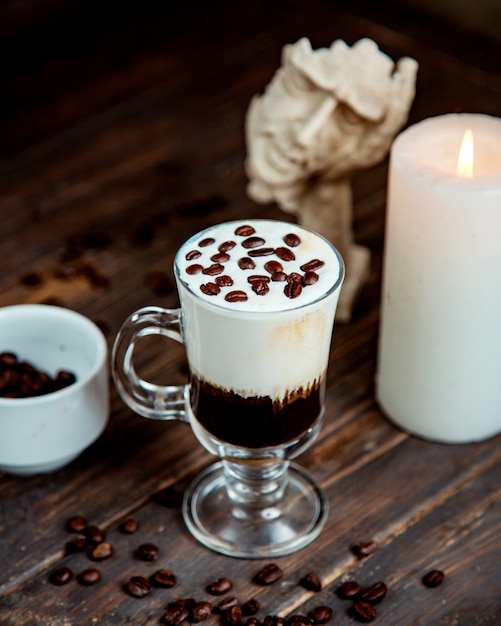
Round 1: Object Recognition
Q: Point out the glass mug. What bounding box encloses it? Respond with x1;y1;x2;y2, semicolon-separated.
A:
112;219;344;557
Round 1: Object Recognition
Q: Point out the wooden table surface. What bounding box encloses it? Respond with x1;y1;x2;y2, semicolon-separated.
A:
1;1;500;624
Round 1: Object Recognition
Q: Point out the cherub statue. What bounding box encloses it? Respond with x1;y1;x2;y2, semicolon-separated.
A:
245;37;418;321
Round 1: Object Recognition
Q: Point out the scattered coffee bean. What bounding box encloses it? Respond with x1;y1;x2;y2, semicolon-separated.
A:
211;252;230;263
301;572;322;592
136;542;160;561
247;274;271;284
186;264;204;275
191;601;213;622
287;614;312;626
336;580;361;599
219;241;237;252
224;604;242;625
49;566;73;586
199;237;215;247
242;598;260;616
245;618;260;626
351;540;377;559
225;290;248;302
264;260;283;274
242;236;266;249
238;257;256;270
200;282;221;296
248;247;275;257
284;280;302;299
253;563;283;585
77;568;102;586
271;271;287;282
120;518;139;534
275;247;295;262
309;606;332;624
207;577;233;595
300;259;325;272
217;596;239;612
89;542;114;561
65;535;87;554
252;281;270;296
283;233;301;247
351;600;377;622
264;616;285;626
151;569;177;588
66;515;87;533
202;263;224;276
359;581;387;605
216;275;234;287
162;600;191;626
126;575;152;597
186;250;202;261
84;525;105;545
303;271;318;286
422;569;445;588
235;225;256;237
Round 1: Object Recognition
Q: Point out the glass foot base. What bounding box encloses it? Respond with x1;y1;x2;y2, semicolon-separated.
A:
182;461;328;558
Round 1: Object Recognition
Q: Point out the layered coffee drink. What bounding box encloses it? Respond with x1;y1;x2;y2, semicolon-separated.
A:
175;220;343;449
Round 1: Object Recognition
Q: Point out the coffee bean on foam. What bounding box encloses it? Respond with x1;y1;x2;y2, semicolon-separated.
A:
176;221;342;312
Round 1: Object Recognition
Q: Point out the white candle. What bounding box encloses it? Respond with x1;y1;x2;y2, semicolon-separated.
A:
376;113;501;443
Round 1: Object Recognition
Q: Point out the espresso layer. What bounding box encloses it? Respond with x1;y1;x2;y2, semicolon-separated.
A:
190;375;324;448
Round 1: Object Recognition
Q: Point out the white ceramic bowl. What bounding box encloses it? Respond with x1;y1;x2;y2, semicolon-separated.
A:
0;304;109;476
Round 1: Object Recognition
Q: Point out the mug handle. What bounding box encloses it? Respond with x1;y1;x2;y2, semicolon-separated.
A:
112;306;189;422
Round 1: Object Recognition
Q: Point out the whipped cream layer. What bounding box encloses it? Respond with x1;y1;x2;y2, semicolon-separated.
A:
175;220;344;401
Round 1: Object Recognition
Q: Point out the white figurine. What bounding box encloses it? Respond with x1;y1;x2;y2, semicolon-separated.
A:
245;37;418;321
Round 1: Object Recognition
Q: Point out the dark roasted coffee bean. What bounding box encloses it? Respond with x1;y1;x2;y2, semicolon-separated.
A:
275;247;295;262
211;252;230;263
252;281;270;296
20;271;44;287
200;282;221;296
351;601;376;622
263;617;284;626
264;260;283;274
300;259;325;272
49;566;73;586
253;563;283;585
238;257;256;270
77;568;102;586
84;525;105;545
242;236;266;249
191;601;213;622
235;225;256;237
271;271;287;282
225;290;248;302
120;518;139;534
66;515;87;533
150;569;177;588
301;572;322;592
186;264;204;275
245;618;260;626
186;250;202;261
126;575;152;597
284;280;302;299
422;569;445;588
247;274;271;284
162;600;190;626
0;352;17;367
55;370;77;389
217;596;239;613
207;576;233;595
224;605;243;625
351;540;377;558
199;237;215;247
202;263;224;276
309;606;332;624
242;598;260;616
216;275;234;287
248;247;275;257
287;615;312;626
136;542;159;561
65;535;87;554
303;271;319;286
336;580;361;599
359;581;387;604
89;542;114;561
283;233;301;247
219;241;237;252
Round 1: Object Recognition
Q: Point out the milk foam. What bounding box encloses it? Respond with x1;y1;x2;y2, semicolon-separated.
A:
175;220;344;401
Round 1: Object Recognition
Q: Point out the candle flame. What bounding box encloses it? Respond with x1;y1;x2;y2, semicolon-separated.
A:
457;129;474;178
